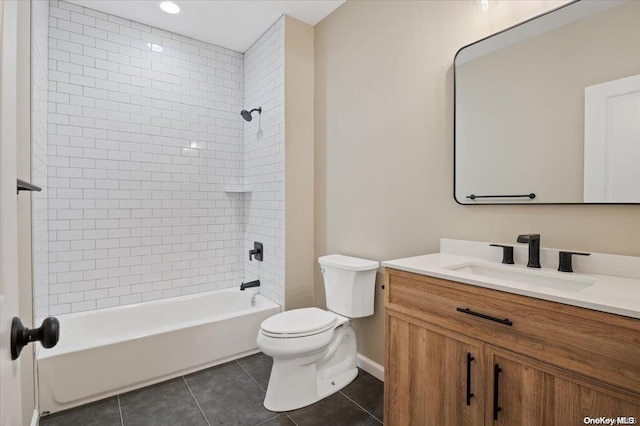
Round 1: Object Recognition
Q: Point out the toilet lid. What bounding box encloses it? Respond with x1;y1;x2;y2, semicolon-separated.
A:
261;308;337;337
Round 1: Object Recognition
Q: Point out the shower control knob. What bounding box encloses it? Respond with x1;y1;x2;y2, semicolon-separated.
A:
11;316;59;360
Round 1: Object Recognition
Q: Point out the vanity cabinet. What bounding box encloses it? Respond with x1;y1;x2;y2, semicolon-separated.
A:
384;268;640;425
488;347;640;426
387;312;484;425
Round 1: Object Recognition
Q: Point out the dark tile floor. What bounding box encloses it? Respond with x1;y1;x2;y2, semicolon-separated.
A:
40;352;384;426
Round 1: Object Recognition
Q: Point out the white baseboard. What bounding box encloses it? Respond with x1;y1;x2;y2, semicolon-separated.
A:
357;353;384;382
31;409;39;426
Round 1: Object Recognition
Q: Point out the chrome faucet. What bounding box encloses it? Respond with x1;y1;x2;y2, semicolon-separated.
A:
517;234;541;268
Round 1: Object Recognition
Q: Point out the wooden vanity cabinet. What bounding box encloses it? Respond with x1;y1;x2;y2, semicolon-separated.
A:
487;347;640;426
384;268;640;425
386;311;485;425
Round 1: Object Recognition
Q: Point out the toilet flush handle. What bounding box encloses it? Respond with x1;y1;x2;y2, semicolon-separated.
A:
320;266;326;274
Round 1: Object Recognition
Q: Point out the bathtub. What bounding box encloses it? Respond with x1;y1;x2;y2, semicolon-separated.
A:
38;288;280;414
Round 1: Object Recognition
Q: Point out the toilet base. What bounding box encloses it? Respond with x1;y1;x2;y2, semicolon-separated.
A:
317;367;358;402
263;324;358;412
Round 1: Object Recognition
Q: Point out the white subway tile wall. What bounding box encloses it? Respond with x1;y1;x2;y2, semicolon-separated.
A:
243;18;285;305
47;0;246;314
34;0;51;321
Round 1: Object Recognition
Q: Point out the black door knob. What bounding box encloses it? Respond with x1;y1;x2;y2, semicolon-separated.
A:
11;316;59;360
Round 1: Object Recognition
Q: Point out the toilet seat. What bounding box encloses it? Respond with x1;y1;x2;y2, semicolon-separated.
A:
260;308;337;338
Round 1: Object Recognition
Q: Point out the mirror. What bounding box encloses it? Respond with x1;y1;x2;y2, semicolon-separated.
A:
455;0;640;204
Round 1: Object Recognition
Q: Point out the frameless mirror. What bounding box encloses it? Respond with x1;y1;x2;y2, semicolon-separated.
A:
454;0;640;204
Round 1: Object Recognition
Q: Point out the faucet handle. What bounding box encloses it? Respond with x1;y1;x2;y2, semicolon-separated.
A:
249;242;263;262
558;251;590;273
516;233;540;243
489;244;514;264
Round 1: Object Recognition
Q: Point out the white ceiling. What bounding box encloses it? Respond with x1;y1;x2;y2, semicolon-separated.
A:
66;0;345;52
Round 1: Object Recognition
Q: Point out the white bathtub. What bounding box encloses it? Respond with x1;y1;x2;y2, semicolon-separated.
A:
38;288;280;414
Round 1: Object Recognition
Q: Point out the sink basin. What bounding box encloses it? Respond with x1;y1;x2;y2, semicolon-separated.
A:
446;263;594;292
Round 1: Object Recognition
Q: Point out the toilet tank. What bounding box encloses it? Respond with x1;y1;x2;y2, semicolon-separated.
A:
318;255;379;318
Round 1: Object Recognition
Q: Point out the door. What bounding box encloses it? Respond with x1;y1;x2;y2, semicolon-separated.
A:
488;347;640;425
386;312;484;425
584;74;640;202
1;0;24;424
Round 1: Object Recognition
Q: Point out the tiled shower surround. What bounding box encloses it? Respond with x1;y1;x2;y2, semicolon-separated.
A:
243;18;285;306
45;0;264;316
33;0;50;318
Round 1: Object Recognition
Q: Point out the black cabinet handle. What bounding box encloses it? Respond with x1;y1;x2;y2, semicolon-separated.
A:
493;363;502;420
466;352;475;406
456;307;513;326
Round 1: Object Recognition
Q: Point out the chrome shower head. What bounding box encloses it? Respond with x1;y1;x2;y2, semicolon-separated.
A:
240;107;262;122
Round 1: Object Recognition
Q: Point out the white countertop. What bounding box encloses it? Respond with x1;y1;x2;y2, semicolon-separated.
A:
382;253;640;320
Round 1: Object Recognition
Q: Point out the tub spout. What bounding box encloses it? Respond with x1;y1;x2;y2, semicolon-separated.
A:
240;280;260;291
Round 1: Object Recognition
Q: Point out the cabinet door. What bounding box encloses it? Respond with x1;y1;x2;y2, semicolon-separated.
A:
385;312;484;425
488;347;640;426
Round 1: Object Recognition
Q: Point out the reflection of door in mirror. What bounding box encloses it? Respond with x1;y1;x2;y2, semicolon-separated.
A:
584;74;640;203
454;0;640;204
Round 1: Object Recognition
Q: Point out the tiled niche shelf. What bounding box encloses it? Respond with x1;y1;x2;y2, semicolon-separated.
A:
224;186;252;193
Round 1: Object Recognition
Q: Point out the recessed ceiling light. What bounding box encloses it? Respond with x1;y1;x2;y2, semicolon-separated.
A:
159;1;180;14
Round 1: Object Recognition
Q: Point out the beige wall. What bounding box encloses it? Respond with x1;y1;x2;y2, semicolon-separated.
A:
456;1;640;203
284;16;315;310
314;0;640;366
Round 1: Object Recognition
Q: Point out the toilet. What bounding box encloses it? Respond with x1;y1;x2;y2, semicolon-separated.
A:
256;254;379;412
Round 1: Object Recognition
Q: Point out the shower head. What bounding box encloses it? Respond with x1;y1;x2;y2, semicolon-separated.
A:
241;110;252;121
241;107;262;122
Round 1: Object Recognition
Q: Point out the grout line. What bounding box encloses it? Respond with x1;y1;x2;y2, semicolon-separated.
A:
339;391;383;424
117;395;124;426
285;413;300;426
253;414;281;426
236;358;294;425
235;359;267;393
183;376;212;426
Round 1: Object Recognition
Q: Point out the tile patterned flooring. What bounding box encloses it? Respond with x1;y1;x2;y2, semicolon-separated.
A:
40;353;384;426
